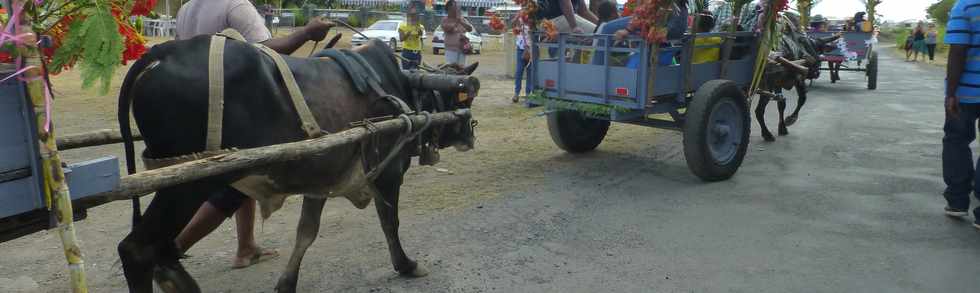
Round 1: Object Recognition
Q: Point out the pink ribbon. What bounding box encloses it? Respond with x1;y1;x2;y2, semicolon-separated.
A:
1;1;53;132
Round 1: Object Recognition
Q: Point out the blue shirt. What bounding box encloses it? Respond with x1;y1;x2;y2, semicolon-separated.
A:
946;0;980;103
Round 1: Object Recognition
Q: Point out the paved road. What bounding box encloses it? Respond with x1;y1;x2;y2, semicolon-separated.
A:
289;49;978;292
9;48;974;292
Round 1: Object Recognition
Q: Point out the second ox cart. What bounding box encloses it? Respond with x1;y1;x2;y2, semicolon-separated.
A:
528;30;763;181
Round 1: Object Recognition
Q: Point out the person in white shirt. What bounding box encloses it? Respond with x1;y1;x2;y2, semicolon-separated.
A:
173;0;334;269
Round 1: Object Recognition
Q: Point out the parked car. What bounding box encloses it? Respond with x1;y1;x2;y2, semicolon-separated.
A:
431;25;483;55
351;20;426;51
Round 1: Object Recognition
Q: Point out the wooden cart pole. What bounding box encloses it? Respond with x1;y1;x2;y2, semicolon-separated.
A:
9;0;89;291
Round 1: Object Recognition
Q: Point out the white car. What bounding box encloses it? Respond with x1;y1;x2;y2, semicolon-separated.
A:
431;25;483;55
350;20;425;51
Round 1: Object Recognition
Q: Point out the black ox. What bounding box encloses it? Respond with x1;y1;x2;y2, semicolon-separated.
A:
756;14;840;141
116;37;478;292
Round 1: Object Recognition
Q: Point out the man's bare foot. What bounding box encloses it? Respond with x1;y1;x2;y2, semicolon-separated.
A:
232;247;279;269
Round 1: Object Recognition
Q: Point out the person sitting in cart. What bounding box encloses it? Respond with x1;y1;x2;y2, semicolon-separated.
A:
593;7;720;67
589;0;689;66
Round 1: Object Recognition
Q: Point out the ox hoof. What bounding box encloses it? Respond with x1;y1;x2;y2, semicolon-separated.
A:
762;133;775;142
785;115;799;126
397;262;429;278
778;127;789;136
274;283;297;293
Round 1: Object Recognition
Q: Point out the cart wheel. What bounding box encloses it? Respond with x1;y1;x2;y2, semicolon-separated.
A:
547;110;610;153
867;51;878;90
683;80;750;182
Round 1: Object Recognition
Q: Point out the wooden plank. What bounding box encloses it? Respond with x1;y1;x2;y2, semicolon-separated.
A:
88;110;470;203
56;129;143;150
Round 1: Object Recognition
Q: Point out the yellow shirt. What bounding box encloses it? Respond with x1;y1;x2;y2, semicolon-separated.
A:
398;22;424;51
693;37;722;64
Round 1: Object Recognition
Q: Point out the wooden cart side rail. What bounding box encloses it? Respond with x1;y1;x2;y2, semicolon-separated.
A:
80;110;470;205
56;129;143;150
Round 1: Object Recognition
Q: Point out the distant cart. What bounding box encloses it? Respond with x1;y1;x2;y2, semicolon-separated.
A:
809;30;878;90
528;31;761;181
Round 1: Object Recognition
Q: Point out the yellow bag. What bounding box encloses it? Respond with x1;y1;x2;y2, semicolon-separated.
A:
862;21;872;32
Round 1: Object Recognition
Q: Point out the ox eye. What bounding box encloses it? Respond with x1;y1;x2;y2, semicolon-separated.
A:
457;92;469;103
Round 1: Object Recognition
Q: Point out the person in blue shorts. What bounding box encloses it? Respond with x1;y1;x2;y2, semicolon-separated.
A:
942;0;980;230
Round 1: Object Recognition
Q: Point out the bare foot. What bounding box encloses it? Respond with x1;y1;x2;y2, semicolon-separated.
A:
232;247;279;269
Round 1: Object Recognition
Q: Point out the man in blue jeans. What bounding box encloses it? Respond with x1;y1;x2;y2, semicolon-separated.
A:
514;19;531;103
942;0;980;229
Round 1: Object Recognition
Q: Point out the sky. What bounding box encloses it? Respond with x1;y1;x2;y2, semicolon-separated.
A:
810;0;934;22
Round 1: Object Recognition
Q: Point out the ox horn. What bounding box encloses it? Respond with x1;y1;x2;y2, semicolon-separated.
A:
772;56;809;76
403;71;481;101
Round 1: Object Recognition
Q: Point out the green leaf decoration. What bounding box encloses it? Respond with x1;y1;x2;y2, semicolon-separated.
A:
526;91;633;118
77;6;123;94
50;17;85;73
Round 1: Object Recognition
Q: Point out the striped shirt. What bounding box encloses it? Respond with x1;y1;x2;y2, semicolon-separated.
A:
947;0;980;103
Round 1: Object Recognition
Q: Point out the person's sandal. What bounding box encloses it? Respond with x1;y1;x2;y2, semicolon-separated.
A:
512;95;519;103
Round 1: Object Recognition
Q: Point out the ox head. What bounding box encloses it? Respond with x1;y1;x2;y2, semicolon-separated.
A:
405;63;480;156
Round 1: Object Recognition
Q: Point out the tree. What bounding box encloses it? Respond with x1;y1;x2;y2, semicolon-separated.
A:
928;0;955;25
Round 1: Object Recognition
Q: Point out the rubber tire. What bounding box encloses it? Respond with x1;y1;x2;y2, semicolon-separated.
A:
547;110;610;153
683;80;751;182
389;38;398;52
433;48;440;55
866;51;878;90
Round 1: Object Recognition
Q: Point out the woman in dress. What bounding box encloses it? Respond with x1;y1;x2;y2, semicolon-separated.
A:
909;22;927;62
441;0;474;66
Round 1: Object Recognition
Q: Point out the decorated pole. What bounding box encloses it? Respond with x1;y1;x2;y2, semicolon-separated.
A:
7;0;88;291
797;0;813;30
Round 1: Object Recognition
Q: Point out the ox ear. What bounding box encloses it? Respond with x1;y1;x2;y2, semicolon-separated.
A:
462;62;479;75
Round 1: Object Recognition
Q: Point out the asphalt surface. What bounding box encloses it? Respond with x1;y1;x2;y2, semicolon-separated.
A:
296;49;979;292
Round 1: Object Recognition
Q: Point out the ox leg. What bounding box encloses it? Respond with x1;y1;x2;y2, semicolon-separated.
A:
786;81;807;126
777;98;789;136
755;94;775;142
119;184;213;293
275;195;328;293
374;157;428;277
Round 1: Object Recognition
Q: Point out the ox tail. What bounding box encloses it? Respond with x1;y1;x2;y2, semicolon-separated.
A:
117;54;157;227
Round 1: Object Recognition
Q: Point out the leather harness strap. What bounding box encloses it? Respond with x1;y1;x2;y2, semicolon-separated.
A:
254;44;322;137
207;35;227;151
206;28;322;151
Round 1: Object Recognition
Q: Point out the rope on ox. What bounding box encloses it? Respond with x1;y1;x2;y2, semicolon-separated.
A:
81;110;469;205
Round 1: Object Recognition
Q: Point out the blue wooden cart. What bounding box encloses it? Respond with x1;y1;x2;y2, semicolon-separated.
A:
528;31;760;181
0;72;119;243
808;31;878;90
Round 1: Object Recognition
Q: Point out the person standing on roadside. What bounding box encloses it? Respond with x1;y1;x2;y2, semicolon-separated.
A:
513;17;531;103
926;23;938;61
910;22;927;62
442;0;474;66
399;2;425;70
942;0;980;230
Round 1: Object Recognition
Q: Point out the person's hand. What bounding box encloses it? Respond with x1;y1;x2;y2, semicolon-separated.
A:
947;95;961;120
614;29;629;41
572;26;584;34
304;16;336;42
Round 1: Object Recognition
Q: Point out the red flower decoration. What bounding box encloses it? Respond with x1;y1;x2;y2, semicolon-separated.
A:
130;0;158;17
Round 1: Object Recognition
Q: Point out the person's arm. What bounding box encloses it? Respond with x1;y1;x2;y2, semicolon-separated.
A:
559;0;579;32
576;0;599;25
945;2;971;119
262;18;334;55
460;17;474;32
399;25;409;41
947;44;967;119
